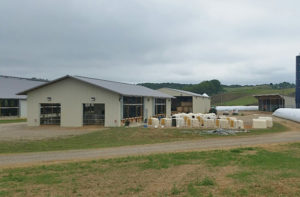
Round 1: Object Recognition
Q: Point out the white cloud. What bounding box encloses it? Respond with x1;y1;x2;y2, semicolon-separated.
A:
0;0;299;85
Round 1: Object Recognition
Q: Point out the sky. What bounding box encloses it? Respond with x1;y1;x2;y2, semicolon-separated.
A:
0;0;299;85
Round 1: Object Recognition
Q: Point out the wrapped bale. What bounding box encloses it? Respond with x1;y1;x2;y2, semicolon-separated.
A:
252;119;267;129
273;108;300;123
258;117;273;127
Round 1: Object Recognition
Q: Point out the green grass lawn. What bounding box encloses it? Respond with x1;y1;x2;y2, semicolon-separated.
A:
0;122;288;154
0;119;26;124
1;143;300;196
212;86;295;106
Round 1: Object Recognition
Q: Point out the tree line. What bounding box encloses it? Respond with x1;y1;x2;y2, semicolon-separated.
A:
139;79;223;95
139;80;295;96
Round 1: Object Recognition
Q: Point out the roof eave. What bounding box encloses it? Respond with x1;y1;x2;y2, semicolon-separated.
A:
17;75;175;98
17;75;71;95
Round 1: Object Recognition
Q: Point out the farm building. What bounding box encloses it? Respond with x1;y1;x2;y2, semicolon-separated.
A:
158;88;211;114
254;94;296;112
0;75;46;118
18;75;173;127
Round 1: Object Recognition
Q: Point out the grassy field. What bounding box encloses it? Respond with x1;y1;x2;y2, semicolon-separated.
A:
0;119;26;124
212;86;295;106
0;122;287;154
1;143;300;196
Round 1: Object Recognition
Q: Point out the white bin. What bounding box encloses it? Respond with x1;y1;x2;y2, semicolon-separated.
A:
161;118;172;127
192;118;200;128
220;119;229;129
204;119;215;128
236;120;244;129
148;118;159;128
175;118;185;128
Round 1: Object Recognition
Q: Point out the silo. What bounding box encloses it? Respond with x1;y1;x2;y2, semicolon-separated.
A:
296;54;300;108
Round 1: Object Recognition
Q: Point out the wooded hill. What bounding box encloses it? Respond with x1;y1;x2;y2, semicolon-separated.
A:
139;80;223;95
140;81;295;106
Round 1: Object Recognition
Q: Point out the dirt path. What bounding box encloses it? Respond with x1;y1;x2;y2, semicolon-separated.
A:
1;129;300;168
0;123;101;141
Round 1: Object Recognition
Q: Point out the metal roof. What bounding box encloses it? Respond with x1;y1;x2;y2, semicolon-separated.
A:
0;76;46;99
254;94;294;99
18;75;174;98
161;88;210;98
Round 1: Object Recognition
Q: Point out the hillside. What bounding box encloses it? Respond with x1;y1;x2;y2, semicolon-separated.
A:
139;80;223;95
140;81;295;106
211;85;295;106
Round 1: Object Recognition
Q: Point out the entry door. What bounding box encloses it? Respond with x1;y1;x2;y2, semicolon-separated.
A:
40;103;61;125
83;103;105;126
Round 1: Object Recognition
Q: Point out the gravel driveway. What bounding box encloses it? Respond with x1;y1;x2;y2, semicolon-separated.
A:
0;123;101;141
1;130;300;168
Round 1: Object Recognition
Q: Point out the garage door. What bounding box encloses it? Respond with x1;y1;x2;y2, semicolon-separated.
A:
83;103;105;126
40;103;61;125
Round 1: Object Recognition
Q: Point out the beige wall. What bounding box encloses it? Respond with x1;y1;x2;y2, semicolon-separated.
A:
192;96;211;113
144;97;154;119
26;78;172;127
19;99;27;118
143;97;171;118
204;97;211;113
166;98;171;117
158;88;211;114
27;78;121;127
284;96;296;108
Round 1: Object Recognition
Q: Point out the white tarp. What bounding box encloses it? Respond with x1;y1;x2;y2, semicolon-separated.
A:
216;106;258;111
273;108;300;123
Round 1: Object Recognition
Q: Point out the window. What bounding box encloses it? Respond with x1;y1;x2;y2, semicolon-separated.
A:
155;98;166;116
0;99;19;117
123;96;143;118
